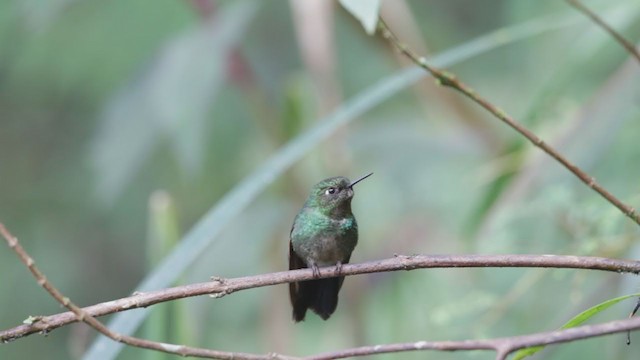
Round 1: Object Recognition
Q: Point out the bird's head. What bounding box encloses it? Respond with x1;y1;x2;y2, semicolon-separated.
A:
305;173;372;218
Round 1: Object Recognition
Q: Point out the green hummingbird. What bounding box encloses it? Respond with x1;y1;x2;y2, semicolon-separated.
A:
289;173;373;322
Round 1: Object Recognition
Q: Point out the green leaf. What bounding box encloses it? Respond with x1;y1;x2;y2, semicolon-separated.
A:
339;0;382;35
512;293;640;360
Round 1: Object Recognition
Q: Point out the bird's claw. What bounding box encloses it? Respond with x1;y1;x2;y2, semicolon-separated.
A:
311;264;321;278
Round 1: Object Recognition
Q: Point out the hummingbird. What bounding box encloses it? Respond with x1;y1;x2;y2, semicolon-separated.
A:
289;173;372;322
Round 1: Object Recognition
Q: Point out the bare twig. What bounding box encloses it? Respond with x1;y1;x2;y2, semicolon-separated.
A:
377;19;640;227
0;223;291;360
566;0;640;64
2;250;639;342
305;316;640;360
2;223;640;359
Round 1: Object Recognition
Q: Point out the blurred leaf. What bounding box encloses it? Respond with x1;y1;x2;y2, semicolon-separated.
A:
282;74;312;140
90;1;257;204
512;293;640;360
339;0;382;35
466;3;640;239
147;190;180;266
144;191;193;359
83;11;584;360
144;191;179;360
19;0;80;31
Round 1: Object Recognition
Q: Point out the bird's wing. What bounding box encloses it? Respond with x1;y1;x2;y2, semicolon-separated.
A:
289;226;310;321
289;238;307;272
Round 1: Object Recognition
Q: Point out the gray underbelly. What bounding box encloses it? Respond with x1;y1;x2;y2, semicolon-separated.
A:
296;237;353;266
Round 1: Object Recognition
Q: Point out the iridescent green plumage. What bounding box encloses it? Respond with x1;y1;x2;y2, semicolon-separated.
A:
289;173;371;322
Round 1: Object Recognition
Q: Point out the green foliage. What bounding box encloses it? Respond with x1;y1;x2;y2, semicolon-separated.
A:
513;294;640;360
1;1;640;360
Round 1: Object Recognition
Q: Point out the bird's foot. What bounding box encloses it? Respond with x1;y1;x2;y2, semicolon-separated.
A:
335;261;342;276
311;263;321;278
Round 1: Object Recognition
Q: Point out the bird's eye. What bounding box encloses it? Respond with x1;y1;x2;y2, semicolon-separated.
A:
325;187;336;195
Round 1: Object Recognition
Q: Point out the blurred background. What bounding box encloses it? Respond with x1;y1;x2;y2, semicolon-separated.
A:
1;0;640;359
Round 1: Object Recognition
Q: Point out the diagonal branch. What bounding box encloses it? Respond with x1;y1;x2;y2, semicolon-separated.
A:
377;19;640;227
0;223;291;360
566;0;640;64
2;248;639;342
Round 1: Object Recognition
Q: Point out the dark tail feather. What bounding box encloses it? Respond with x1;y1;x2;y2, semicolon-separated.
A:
290;280;308;322
291;277;344;321
309;277;343;320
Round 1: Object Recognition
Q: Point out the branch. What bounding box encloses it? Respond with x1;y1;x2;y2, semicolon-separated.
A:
2;248;639;342
0;223;292;360
566;0;640;64
2;222;640;359
377;19;640;227
305;316;640;360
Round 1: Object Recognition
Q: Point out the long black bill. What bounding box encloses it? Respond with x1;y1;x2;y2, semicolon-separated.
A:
349;172;373;188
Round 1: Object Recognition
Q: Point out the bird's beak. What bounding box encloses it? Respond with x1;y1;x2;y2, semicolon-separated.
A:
349;172;373;188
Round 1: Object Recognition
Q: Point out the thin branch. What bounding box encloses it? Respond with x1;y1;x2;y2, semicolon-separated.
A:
305;316;640;360
2;223;640;359
566;0;640;64
2;249;639;342
377;19;640;227
0;223;291;360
